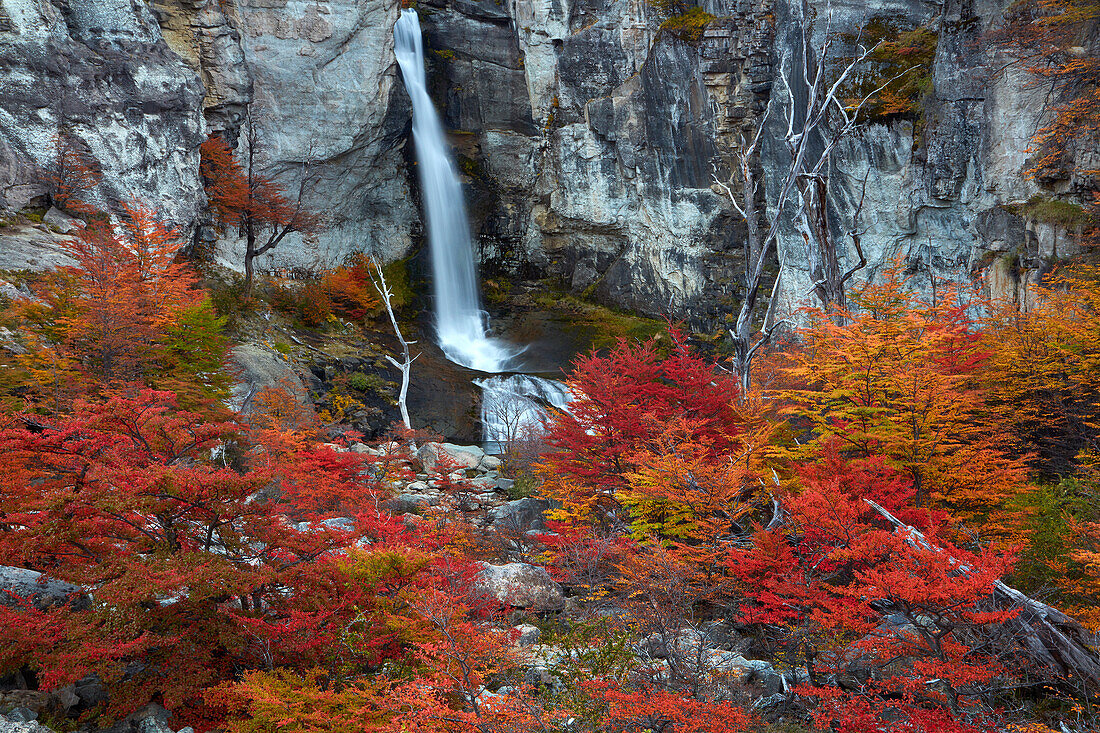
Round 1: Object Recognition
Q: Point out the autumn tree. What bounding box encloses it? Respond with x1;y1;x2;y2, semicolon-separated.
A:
9;202;226;410
777;262;1029;539
538;331;749;529
727;450;1018;733
0;388;409;724
982;266;1100;477
200;119;322;297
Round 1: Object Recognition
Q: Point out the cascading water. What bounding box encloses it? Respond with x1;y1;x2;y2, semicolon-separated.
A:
475;375;574;454
393;9;516;373
394;10;574;450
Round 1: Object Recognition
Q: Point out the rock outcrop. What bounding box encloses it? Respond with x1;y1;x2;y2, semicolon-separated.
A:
476;561;566;611
0;566;88;611
418;0;1097;325
1;0;1093;328
0;0;206;238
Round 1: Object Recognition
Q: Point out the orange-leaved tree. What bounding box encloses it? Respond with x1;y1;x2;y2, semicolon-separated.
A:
200;128;322;297
982;265;1100;477
776;262;1030;540
12;201;227;409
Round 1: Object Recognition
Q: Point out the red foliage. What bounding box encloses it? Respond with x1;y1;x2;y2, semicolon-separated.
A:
0;388;411;723
539;329;744;525
727;448;1016;732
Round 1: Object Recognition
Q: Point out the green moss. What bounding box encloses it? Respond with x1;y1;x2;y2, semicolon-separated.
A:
457;155;482;179
659;6;716;43
22;207;47;223
533;289;666;349
430;48;455;61
381;257;414;311
1011;195;1092;229
348;371;388;394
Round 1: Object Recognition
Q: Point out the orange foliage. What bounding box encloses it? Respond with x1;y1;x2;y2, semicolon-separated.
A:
16;202;203;402
982;266;1100;476
776;262;1030;540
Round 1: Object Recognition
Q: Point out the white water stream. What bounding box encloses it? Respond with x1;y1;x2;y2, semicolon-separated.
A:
394;10;572;449
394;9;516;374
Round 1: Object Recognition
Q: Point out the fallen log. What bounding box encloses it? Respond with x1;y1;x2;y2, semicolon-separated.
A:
865;499;1100;688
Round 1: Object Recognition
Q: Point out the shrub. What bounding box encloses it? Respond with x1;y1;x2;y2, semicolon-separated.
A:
836;19;938;139
659;6;716;43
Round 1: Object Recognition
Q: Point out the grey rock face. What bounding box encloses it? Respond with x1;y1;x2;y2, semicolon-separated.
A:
489;497;549;533
151;0;254;138
0;566;88;611
0;0;206;236
476;561;565;610
418;0;1096;325
227;343;310;415
213;0;417;272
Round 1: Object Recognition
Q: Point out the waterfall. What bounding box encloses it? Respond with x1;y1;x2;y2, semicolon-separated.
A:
394;11;574;451
393;9;516;373
475;375;574;455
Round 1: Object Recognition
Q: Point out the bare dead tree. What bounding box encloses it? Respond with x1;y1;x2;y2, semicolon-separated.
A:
369;257;418;431
713;1;907;391
780;0;913;315
712;106;790;396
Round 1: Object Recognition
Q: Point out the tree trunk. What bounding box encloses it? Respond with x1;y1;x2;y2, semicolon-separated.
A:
243;219;256;299
865;499;1100;689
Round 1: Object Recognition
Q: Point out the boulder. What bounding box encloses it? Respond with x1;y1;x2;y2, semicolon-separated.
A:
227;345;310;416
0;717;50;733
476;562;565;611
417;442;485;473
514;623;541;646
383;493;437;514
703;651;786;696
489;498;549;534
478;455;503;471
0;566;88;611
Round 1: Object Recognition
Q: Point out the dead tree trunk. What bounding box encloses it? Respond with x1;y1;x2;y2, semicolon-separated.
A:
865;499;1100;688
712;2;895;389
370;257;417;431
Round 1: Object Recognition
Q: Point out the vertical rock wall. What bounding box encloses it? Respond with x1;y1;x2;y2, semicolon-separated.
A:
0;0;206;244
0;0;1092;324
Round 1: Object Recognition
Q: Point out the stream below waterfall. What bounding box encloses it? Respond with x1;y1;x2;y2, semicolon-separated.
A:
394;9;574;451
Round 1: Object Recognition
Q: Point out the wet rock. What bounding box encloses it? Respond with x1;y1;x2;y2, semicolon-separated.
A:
476;562;565;611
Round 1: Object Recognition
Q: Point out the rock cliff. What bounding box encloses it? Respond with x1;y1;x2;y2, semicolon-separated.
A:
0;0;206;255
0;0;1093;326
